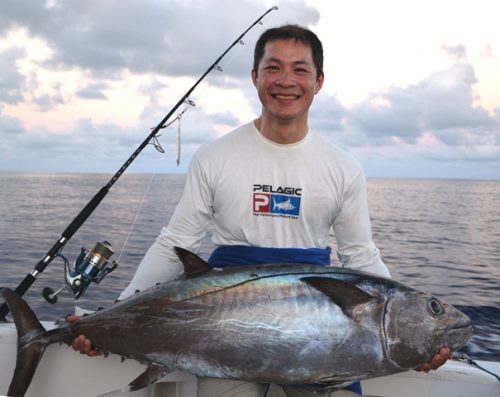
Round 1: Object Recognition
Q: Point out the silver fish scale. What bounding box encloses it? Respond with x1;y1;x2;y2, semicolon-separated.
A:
134;272;389;384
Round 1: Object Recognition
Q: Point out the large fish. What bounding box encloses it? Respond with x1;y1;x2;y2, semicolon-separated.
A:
2;248;472;397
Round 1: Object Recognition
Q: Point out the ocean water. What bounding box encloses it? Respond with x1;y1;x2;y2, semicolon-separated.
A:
0;172;499;361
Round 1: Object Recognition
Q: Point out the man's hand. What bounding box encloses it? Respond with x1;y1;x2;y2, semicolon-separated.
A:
416;347;451;372
67;315;101;357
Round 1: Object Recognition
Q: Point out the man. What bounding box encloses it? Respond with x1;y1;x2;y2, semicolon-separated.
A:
72;24;450;396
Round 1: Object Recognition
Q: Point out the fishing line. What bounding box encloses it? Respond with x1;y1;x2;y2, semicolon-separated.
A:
453;353;500;381
116;173;157;264
176;113;182;166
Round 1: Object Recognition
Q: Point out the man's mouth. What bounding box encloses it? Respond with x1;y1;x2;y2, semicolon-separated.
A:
272;94;300;100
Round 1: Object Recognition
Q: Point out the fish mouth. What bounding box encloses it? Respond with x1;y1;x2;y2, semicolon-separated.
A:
444;323;473;350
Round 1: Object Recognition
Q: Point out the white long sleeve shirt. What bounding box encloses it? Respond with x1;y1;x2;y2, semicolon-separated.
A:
119;121;389;299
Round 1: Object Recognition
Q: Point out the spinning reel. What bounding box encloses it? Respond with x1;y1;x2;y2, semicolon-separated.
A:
43;241;118;303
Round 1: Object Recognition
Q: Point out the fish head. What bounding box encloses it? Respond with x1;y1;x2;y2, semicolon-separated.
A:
383;287;472;369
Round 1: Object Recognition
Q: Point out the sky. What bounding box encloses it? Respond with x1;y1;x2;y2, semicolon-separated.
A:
0;0;499;180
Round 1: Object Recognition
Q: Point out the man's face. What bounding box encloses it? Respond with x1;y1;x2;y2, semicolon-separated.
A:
252;39;324;125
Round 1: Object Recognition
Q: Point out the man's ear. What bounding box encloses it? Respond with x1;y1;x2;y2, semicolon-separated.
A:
251;69;258;87
315;73;324;94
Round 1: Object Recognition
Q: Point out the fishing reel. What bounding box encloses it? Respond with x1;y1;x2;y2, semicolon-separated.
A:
43;241;118;304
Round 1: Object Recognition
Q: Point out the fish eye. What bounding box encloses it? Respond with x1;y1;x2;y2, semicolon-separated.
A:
427;298;444;317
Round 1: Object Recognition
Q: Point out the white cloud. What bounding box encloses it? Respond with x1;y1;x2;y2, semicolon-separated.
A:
442;43;467;60
0;47;26;104
341;62;498;145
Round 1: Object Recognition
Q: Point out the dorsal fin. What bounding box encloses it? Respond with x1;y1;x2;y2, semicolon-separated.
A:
173;247;211;276
300;276;377;319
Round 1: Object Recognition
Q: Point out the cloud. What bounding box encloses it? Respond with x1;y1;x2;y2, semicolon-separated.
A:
442;43;467;60
0;117;155;172
0;0;319;80
0;0;321;120
0;47;27;104
343;62;498;146
0;110;25;135
308;60;500;179
32;91;66;112
421;144;500;163
481;44;494;58
76;83;108;100
210;111;241;128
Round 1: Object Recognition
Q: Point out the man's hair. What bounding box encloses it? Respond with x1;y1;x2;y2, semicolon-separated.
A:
253;24;324;78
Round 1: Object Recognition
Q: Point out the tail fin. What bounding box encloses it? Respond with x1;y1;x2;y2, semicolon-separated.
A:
1;288;48;397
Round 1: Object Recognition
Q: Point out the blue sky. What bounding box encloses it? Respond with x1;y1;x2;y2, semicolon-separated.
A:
1;0;499;179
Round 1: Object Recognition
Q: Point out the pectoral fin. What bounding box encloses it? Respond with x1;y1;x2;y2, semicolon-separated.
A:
125;365;173;391
300;277;378;319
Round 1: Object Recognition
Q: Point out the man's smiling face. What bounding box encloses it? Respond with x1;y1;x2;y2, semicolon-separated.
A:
252;38;324;127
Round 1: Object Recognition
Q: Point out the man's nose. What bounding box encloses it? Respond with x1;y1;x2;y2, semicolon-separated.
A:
275;69;296;86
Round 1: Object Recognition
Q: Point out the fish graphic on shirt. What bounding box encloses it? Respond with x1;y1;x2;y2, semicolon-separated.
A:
273;197;295;211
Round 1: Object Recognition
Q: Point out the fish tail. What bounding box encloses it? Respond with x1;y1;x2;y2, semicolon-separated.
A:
1;288;48;397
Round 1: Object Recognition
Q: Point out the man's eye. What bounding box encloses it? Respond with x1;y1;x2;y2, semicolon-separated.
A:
295;68;309;74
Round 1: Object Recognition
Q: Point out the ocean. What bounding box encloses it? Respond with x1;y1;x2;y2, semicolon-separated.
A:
0;172;499;361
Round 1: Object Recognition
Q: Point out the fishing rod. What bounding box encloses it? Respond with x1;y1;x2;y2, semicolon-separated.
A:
0;5;278;320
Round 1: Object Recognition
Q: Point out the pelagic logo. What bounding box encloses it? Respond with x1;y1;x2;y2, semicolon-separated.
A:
253;184;301;218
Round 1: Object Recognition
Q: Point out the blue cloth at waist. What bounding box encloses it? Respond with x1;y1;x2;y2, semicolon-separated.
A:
207;245;332;267
344;382;362;394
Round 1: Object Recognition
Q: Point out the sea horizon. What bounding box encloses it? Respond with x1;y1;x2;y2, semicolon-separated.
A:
1;169;499;182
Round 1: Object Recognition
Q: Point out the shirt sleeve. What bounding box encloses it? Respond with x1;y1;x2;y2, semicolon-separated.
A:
119;154;214;299
332;169;391;278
